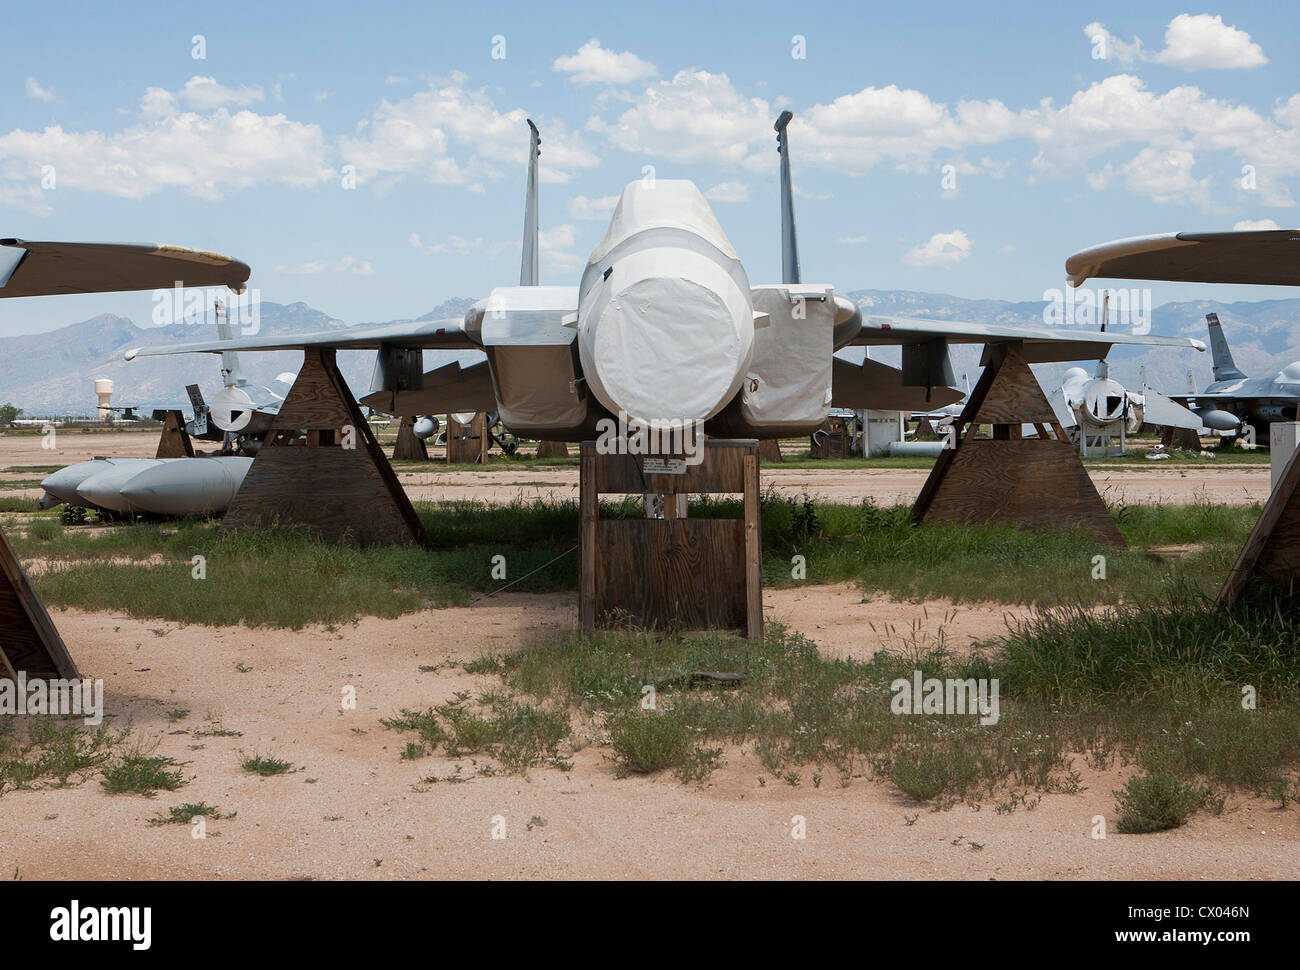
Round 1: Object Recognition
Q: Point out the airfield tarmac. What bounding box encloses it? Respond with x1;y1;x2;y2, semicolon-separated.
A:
0;430;1293;879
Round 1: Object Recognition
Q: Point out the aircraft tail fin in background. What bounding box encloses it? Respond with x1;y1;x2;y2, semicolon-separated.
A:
215;299;245;388
1206;313;1245;381
520;119;540;287
775;111;801;285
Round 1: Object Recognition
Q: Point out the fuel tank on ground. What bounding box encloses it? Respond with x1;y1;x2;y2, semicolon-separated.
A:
41;458;158;508
119;457;253;516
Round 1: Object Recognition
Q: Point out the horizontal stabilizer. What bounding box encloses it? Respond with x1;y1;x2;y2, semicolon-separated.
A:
1048;386;1076;429
832;356;963;411
361;358;495;416
0;239;250;298
1141;388;1206;430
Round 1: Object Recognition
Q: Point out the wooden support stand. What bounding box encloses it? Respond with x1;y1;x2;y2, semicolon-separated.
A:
1219;440;1300;607
810;417;848;459
580;439;762;639
0;528;79;680
912;343;1124;547
153;409;194;458
1160;426;1202;451
220;348;426;546
758;438;783;463
447;413;489;464
536;440;570;459
392;415;429;461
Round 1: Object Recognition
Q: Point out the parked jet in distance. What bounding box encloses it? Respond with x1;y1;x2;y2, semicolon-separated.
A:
1047;292;1203;455
1165;313;1300;437
128;113;1204;445
1066;230;1300;442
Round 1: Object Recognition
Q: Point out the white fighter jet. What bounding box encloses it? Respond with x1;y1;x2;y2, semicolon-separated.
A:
126;113;1205;442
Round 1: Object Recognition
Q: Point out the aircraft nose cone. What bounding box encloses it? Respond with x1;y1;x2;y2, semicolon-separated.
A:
581;275;751;425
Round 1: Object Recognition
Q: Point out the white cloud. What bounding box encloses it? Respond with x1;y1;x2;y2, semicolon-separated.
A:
998;244;1016;255
902;230;971;267
1084;23;1144;67
0;109;332;202
553;39;657;86
142;77;265;114
836;235;870;245
540;223;583;272
704;180;749;202
568;193;619;220
0;182;52;216
1087;146;1212;207
273;256;374;276
25;77;60;104
1153;14;1267;70
408;231;483;255
1233;218;1281;231
340;74;601;187
587;70;771;166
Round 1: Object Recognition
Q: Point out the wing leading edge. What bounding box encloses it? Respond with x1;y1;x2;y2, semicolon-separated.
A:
1065;229;1300;287
126;317;478;360
0;239;251;298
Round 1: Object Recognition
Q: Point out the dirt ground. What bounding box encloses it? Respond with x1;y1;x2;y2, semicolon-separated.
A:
0;429;1273;506
0;430;1293;880
1;592;1294;881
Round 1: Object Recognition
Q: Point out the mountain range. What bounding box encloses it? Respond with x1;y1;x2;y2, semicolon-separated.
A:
1;291;1296;416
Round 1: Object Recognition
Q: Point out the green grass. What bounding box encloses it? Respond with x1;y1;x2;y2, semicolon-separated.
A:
1;497;1260;626
1114;772;1207;833
100;746;188;796
0;719;118;795
382;693;570;775
148;801;232;825
239;753;295;776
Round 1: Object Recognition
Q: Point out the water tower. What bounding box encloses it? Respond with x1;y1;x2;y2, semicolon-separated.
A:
94;378;114;422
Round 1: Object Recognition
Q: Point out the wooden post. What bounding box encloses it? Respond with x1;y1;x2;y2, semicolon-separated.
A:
578;439;761;638
220;348;427;546
1219;438;1300;607
0;527;79;680
392;415;429;461
447;413;489;464
154;409;194;458
537;440;570;459
912;343;1123;547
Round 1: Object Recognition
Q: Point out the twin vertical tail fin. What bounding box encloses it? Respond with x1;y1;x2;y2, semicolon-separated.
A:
1206;313;1245;381
520;119;541;287
775;110;801;286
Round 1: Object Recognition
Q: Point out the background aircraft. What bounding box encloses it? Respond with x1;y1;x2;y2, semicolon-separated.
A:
128;114;1204;443
1067;229;1300;444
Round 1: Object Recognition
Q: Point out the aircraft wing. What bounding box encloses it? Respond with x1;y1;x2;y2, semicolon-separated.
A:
0;239;250;297
1065;230;1300;287
1140;388;1204;430
361;357;496;415
831;352;964;410
126;317;478;360
1047;386;1076;429
849;314;1206;363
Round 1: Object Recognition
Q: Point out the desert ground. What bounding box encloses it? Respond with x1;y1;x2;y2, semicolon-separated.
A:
1;429;1294;880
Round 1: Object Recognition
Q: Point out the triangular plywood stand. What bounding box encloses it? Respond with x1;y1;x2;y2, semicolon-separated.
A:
221;348;426;546
392;416;429;461
1218;441;1300;606
0;528;79;680
154;409;194;458
912;343;1124;547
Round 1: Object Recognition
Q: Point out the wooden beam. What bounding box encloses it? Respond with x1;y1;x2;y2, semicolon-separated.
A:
0;527;79;680
912;342;1123;547
220;348;427;546
154;409;194;458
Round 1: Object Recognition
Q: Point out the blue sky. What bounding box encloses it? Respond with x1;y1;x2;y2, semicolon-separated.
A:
2;0;1298;337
